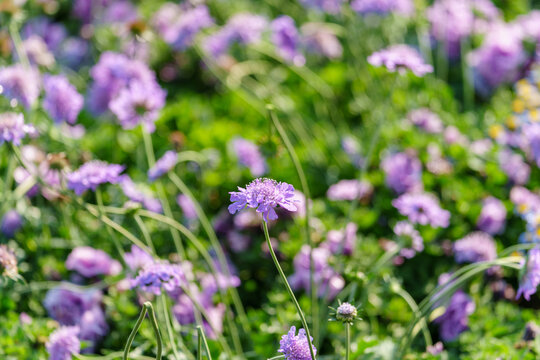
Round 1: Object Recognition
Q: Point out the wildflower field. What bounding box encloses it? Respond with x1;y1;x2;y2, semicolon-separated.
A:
4;0;540;359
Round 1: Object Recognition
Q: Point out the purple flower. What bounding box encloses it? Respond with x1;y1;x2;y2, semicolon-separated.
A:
322;223;357;255
19;36;55;67
22;17;67;53
173;295;226;339
120;176;163;213
299;0;344;14
326;179;373;201
392;192;450;228
1;210;23;237
499;149;530;185
454;232;496;264
351;0;414;16
381;151;423;194
511;186;540;214
232;137;267;176
301;23;343;59
227;231;251;252
65;246;121;277
43;75;83;125
0;65;41;109
123;245;154;272
477;197;506;235
289;245;344;300
0;244;18;277
46;326;80;360
177;194;197;220
132;262;190;296
434;290;475;341
368;45;433;76
228;178;298;222
444;125;468;145
523;123;540;167
148;151;177;181
153;4;214;50
0;113;37;145
44;286;102;326
407;108;444;133
517;248;540;301
67;161;125;195
271;16;306;66
278;326;317;360
102;1;138;24
336;302;358;322
393;221;424;259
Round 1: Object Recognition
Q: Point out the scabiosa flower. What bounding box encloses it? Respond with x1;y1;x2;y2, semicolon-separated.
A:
0;112;37;145
65;246;122;278
326;179;373;201
393;221;424;259
368;45;433;77
381;151;422;194
271;16;306;66
46;326;81;360
278;326;317;360
517;248;540;301
407;108;444;134
148;151;177;181
1;210;23;237
232;137;267;176
0;244;18;278
392;192;450;228
67;161;124;195
351;0;414;16
228;178;298;222
0;65;41;109
301;23;343;59
120;176;163;213
299;0;344;14
109;80;166;133
434;290;475;341
477;197;506;235
132;262;190;296
177;194;197;221
334;302;359;323
322;223;357;255
43;75;83;125
454;232;496;264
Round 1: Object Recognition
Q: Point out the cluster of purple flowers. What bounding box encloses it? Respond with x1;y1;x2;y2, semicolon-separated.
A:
132;261;191;296
43;75;84;125
434;288;475;341
177;194;197;221
46;326;81;360
381;151;422;194
65;246;122;278
0;113;37;146
301;23;343;59
232;137;267;176
368;45;433;77
67;161;124;195
392;192;450;228
0;65;41;109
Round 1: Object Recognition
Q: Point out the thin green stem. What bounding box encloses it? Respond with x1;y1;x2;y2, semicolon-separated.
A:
346;323;350;360
123;304;147;360
197;328;203;360
123;302;162;360
159;295;182;360
197;326;213;360
146;303;163;360
96;188;125;260
262;221;316;360
392;282;432;347
134;214;156;255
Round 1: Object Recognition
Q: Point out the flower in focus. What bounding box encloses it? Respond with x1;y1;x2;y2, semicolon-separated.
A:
393;221;424;259
43;75;83;125
271;16;306;66
1;210;23;237
517;248;540;301
454;232;496;264
65;246;122;278
228;178;298;222
148;151;177;181
109;80;166;133
177;194;197;221
351;0;414;16
46;326;80;360
0;65;41;108
232;137;267;177
392;192;450;228
381;151;422;194
0;112;37;145
278;326;317;360
0;244;18;278
477;197;506;235
67;161;124;195
368;45;433;76
326;179;373;201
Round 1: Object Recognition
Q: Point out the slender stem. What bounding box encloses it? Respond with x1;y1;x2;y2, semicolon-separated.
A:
346;323;350;360
267;105;318;344
197;326;213;360
134;214;156;255
123;304;148;360
159;295;182;360
96;188;125;260
123;302;162;360
392;283;432;347
197;328;203;360
262;221;316;360
9;19;30;68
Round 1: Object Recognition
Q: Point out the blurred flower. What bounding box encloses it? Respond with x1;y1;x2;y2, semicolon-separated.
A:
427;342;444;355
120;176;162;213
0;244;18;278
454;232;496;264
0;65;41;108
278;326;317;360
271;16;305;66
43;75;83;125
443;125;468;145
232;137;267;176
46;326;80;360
326;179;373;201
368;45;433;76
173;294;226;339
22;17;67;53
477;197;506;235
1;210;23;237
148;151;177;181
322;222;357;255
123;245;153;272
341;135;363;168
523;123;540;167
393;221;424;259
499;149;530;185
177;194;197;220
511;186;540;214
301;23;342;59
66;246;121;278
381;151;422;194
351;0;414;16
426;144;453;175
229;178;297;222
153;4;214;50
227;231;251;252
132;262;190;296
517;248;540;301
20;36;55;67
407;108;443;133
393;192;450;228
67;161;124;195
433;287;475;341
299;0;344;14
523;321;540;341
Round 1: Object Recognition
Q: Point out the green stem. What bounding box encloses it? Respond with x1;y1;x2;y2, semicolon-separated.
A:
197;326;213;360
134;214;156;255
345;323;350;360
392;283;432;347
262;221;316;360
96;188;125;260
159;295;182;360
197;328;203;360
123;302;162;360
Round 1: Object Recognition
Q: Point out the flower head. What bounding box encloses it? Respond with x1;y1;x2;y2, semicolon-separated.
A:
132;262;190;296
148;151;177;181
407;108;444;134
123;245;154;272
228;178;297;222
0;65;41;108
271;16;305;66
334;302;359;323
43;75;83;125
326;179;373;201
177;194;197;220
0;113;37;145
433;290;475;341
477;197;506;235
66;246;121;278
381;151;422;194
46;326;81;360
278;326;316;360
392;192;450;228
393;221;424;258
67;161;124;195
517;248;540;301
368;45;433;76
1;210;23;237
454;232;496;264
232;137;267;176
